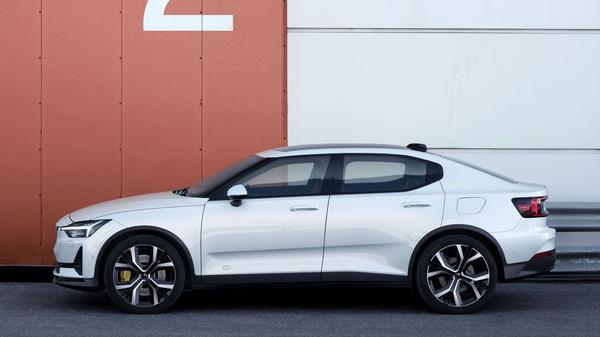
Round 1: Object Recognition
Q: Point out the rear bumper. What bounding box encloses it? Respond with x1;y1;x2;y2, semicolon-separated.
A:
503;253;556;281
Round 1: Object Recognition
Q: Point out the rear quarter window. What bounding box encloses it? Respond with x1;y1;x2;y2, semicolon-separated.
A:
339;154;443;194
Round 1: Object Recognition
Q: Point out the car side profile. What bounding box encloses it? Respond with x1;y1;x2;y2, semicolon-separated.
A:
53;143;556;314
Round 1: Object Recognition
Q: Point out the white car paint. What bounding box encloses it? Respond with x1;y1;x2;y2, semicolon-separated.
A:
54;144;555;286
202;195;329;277
322;182;444;277
69;192;206;222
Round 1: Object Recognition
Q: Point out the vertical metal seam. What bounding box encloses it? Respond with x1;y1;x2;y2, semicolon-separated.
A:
282;0;288;146
39;0;44;262
200;0;204;179
120;0;124;198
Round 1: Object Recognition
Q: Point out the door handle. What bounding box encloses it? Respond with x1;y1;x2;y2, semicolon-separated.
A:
403;201;432;208
289;205;319;212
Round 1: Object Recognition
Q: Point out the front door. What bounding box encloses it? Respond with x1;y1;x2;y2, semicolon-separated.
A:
201;155;332;283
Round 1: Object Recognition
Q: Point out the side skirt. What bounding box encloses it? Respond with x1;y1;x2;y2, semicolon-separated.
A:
192;272;409;290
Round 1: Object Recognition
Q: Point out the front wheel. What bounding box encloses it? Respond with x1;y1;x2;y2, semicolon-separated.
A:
415;235;497;314
103;235;186;314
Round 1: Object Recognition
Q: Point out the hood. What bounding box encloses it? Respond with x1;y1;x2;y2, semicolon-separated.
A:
69;191;208;222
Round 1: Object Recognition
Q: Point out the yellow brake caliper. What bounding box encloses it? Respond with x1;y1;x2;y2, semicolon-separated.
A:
119;270;132;283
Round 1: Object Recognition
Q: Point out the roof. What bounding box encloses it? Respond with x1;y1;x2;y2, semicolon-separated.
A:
257;143;423;158
273;143;407;152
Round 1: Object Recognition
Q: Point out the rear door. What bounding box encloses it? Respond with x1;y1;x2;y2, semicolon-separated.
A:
322;154;444;281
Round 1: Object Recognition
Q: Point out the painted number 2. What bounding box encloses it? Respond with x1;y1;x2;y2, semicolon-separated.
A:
143;0;233;31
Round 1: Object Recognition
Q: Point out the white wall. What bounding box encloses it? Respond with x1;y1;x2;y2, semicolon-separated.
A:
287;0;600;203
288;0;600;29
433;149;600;204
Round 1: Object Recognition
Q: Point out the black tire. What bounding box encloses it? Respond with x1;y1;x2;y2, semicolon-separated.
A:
415;235;497;314
103;235;186;314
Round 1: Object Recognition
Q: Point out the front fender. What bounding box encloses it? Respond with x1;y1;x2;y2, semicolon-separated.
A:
96;206;204;282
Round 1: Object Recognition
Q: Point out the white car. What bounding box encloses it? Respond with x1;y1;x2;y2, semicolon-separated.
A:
54;143;556;314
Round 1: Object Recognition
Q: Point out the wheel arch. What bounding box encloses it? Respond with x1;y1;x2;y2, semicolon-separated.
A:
94;226;196;289
408;225;508;286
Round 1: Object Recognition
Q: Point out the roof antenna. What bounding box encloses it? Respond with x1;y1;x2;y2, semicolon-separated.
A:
407;143;427;152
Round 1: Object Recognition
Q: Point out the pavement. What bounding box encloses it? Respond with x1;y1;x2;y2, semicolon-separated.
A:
0;281;599;337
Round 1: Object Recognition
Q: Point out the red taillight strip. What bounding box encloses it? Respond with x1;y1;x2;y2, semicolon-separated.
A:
532;249;556;260
511;196;549;218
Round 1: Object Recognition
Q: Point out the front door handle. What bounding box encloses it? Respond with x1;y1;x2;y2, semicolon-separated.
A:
403;201;432;208
289;205;319;212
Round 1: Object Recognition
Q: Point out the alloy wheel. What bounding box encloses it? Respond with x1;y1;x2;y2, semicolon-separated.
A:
426;244;490;308
112;244;176;308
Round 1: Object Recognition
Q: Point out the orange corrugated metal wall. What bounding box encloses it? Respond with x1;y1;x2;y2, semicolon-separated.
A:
0;0;287;265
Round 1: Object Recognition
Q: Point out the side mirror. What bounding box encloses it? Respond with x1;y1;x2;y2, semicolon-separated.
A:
227;184;248;207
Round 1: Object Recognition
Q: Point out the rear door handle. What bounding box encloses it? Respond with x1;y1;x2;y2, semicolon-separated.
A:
289;205;319;212
403;201;432;208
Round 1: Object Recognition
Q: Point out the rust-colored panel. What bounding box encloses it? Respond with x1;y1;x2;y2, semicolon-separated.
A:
0;0;288;266
41;0;122;264
202;0;287;177
0;0;41;264
122;0;203;195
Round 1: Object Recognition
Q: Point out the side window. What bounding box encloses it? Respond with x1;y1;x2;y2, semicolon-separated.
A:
213;156;331;199
341;155;432;194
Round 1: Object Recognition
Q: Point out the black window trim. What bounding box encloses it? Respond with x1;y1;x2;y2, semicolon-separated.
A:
204;153;443;200
330;153;444;195
206;154;337;201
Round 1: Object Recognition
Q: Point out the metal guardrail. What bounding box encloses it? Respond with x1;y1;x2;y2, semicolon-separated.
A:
547;205;600;274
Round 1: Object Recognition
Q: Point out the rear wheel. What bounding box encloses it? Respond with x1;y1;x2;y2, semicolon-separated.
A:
415;235;497;314
103;235;185;314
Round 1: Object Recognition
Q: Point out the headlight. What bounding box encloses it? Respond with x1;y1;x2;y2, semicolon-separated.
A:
60;220;110;238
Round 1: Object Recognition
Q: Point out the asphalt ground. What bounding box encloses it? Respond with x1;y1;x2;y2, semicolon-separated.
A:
0;280;599;337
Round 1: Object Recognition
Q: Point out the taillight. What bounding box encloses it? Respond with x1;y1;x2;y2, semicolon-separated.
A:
532;249;555;260
511;196;549;218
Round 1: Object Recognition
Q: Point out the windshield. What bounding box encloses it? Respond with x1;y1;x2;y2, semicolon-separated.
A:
185;155;264;197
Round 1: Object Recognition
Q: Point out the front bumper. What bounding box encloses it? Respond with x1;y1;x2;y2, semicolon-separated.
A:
503;251;557;281
53;218;125;284
54;276;100;291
